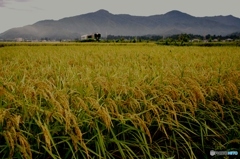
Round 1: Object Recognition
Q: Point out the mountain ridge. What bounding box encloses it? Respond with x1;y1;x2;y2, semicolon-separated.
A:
1;9;240;40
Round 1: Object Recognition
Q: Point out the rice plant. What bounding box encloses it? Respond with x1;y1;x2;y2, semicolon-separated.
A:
0;44;239;158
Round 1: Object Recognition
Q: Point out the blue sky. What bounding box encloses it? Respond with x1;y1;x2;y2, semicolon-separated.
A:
0;0;239;33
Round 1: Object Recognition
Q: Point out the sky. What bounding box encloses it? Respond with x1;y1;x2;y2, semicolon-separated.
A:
0;0;240;33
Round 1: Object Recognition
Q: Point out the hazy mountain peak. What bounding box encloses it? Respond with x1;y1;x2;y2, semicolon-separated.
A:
34;19;55;25
165;10;184;15
94;9;110;14
226;15;235;18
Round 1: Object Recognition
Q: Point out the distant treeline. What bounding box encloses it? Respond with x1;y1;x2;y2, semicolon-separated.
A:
105;32;240;42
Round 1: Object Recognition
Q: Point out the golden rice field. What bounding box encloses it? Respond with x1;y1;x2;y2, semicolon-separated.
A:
0;44;240;159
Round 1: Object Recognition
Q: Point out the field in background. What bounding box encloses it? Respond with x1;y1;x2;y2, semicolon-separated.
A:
0;44;240;158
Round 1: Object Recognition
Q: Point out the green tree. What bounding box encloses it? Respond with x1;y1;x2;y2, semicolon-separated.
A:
132;37;136;43
179;34;189;45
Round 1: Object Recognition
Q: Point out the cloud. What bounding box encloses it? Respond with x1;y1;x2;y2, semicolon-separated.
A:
7;7;31;11
0;0;6;7
0;0;30;7
32;6;44;11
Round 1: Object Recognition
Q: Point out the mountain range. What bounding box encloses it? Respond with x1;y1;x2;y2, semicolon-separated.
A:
0;9;240;40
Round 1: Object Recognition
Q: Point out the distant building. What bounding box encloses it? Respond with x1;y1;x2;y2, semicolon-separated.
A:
191;39;201;42
226;38;233;42
81;34;90;40
15;38;24;42
81;33;101;41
